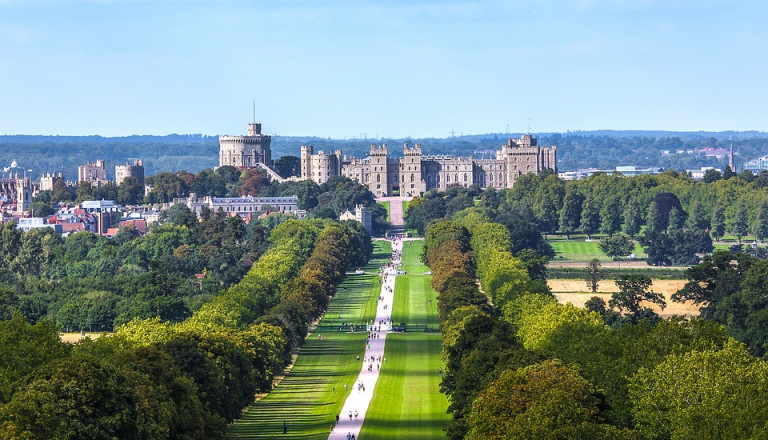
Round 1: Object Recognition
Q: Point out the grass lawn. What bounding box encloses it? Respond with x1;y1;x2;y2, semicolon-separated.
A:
359;334;448;440
379;201;390;222
548;237;646;261
360;238;449;440
391;240;440;329
227;241;391;439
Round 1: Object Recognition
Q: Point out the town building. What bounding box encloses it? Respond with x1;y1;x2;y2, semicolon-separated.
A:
339;204;373;235
78;160;109;186
172;193;299;216
115;160;145;186
301;135;557;197
743;155;768;173
40;172;63;191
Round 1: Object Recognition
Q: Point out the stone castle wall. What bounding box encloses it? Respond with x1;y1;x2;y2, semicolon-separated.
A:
301;135;556;197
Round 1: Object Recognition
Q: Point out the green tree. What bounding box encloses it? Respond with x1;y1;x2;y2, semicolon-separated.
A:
599;232;634;260
599;196;622;237
585;258;604;293
273;155;301;178
2;356;167;439
610;274;666;322
579;196;600;239
667;206;684;232
623;196;643;237
465;360;635;440
687;200;710;231
646;200;663;233
161;203;198;229
117;176;144;205
754;201;768;243
558;187;583;239
75;181;94;202
629;341;768;440
711;204;726;241
730;205;749;245
30;201;54;217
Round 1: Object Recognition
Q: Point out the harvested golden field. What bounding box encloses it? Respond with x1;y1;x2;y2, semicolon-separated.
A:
59;332;107;344
549;279;700;318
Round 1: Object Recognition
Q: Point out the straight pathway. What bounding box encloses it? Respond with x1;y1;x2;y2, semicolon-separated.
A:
329;237;403;440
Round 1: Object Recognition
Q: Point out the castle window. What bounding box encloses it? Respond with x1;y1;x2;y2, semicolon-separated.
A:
464;173;468;182
454;174;458;182
436;174;440;183
489;173;493;182
377;175;380;183
411;174;414;182
498;173;502;181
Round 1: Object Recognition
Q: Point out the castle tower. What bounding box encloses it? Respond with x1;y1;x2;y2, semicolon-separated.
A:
219;122;272;168
300;145;314;181
16;176;31;214
402;143;426;197
369;144;389;197
115;159;145;186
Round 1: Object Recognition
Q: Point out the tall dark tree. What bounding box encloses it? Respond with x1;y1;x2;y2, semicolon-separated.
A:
559;187;583;239
579;196;600;240
599;196;622;237
730;205;749;245
610;274;666;322
711;204;726;241
754;201;768;243
623;196;643;237
273;155;301;178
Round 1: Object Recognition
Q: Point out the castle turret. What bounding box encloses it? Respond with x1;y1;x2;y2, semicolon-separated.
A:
369;144;389;197
300;145;313;181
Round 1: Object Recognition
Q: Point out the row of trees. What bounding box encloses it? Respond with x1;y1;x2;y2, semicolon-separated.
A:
0;218;370;438
427;212;768;439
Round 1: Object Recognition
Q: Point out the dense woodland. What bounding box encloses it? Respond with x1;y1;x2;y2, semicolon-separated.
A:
3;130;768;180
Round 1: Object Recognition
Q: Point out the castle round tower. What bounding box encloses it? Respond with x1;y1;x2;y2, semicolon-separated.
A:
219;123;272;168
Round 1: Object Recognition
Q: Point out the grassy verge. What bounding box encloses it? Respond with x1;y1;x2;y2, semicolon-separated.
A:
391;240;440;329
360;238;449;440
379;201;391;223
227;241;391;439
548;236;647;261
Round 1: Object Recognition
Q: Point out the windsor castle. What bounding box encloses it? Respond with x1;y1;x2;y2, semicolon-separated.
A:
219;123;557;198
300;135;556;197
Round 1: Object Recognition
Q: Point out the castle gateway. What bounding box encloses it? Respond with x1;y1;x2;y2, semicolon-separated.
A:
301;135;556;197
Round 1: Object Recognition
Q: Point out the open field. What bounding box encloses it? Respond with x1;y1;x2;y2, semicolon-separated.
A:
548;237;646;262
59;332;107;343
227;241;391;439
549;279;700;317
361;239;448;440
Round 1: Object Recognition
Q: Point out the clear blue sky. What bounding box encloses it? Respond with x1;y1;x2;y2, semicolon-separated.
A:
1;0;766;138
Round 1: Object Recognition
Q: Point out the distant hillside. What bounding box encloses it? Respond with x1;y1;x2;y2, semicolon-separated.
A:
2;130;768;180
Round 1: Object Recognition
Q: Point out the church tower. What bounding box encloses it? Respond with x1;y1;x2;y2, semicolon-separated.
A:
16;176;31;214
